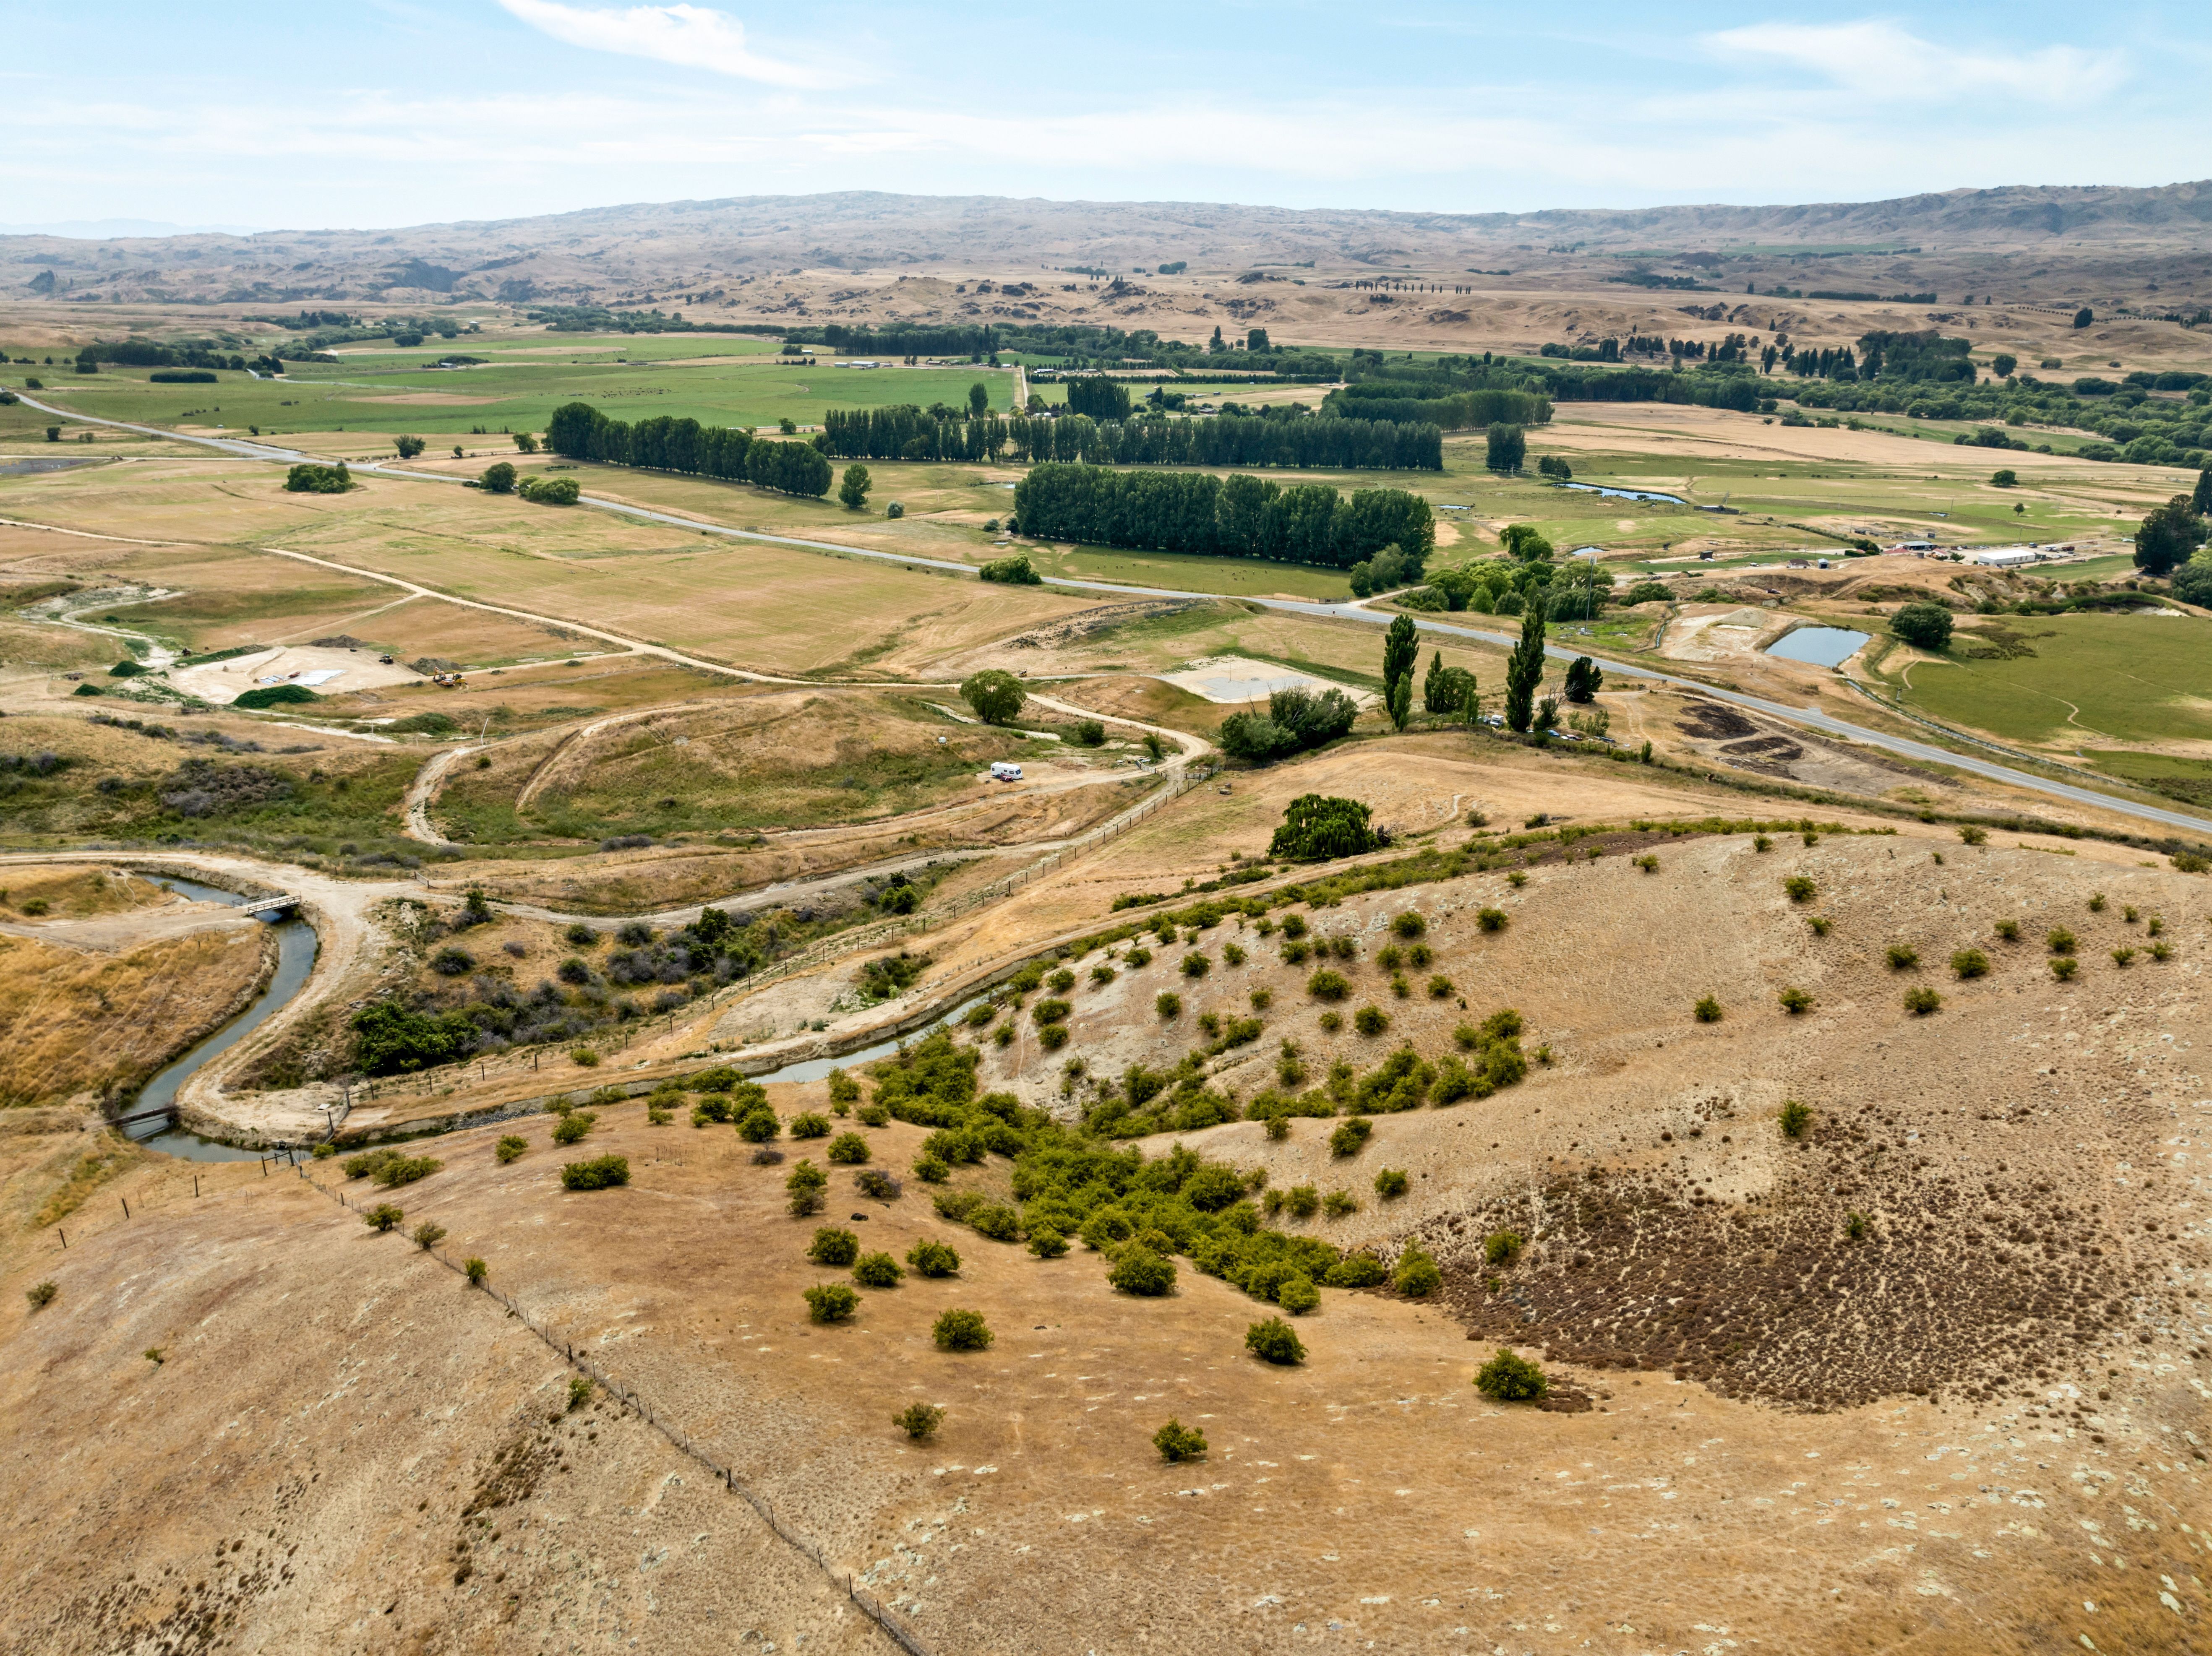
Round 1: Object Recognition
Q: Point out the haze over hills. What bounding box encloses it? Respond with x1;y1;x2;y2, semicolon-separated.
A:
5;180;2212;313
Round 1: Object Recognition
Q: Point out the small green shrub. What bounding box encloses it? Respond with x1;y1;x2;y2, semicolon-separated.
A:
2087;893;2105;913
1634;853;1659;874
1886;944;1918;971
1306;968;1351;1001
1483;1229;1523;1266
1476;907;1508;932
2046;927;2076;955
912;1153;950;1182
1693;996;1723;1023
894;1401;945;1439
1323;1251;1386;1288
26;1280;57;1310
1394;1245;1442;1297
1322;1189;1358;1219
933;1308;992;1350
785;1159;829;1215
551;1112;594;1146
1995;918;2020;941
1155;991;1182;1018
411;1221;447;1251
1353;1004;1389;1036
853;1251;904;1287
365;1203;405;1232
496;1135;527;1164
1902;985;1943;1015
809;1226;860;1266
561;1155;629;1190
804;1282;858;1323
1958;825;1988;846
2152;942;2173;961
2112;946;2136;967
1180;952;1210;978
1783;875;1816;903
1374;1167;1409;1199
1752;833;1772;851
1153;1419;1208;1462
1317;1011;1343;1033
908;1239;962;1277
568;1375;593;1412
1951;948;1990;979
1285;1184;1320;1219
1109;1245;1178;1296
464;1256;489;1285
826;1131;870;1165
1474;1347;1548;1402
858;1102;890;1127
1027;1227;1069;1259
1777;985;1814;1014
1276;1273;1320;1315
1807;915;1833;936
2051;956;2080;981
789;1112;832;1139
1329;935;1358;961
737;1107;781;1143
1845;1210;1869;1240
1329;1117;1372;1157
570;1047;601;1067
1246;1316;1307;1364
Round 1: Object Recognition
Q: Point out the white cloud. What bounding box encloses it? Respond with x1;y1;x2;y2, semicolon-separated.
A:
496;0;841;89
1706;19;2125;102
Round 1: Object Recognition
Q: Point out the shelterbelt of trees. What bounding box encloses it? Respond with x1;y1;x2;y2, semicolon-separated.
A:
822;402;1442;470
545;402;832;496
1012;462;1434;569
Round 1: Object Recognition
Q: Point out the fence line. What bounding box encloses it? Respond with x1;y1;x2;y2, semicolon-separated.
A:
356;764;1215;1106
300;1166;932;1656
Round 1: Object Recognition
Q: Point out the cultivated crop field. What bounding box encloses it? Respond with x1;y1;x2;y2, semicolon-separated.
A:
8;347;1019;442
1880;610;2212;750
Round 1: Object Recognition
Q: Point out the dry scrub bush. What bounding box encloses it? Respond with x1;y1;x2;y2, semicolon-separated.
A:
894;1402;944;1440
2052;957;2081;981
560;1155;629;1190
1953;948;1990;979
1276;1274;1320;1315
26;1280;57;1310
908;1239;961;1277
789;1112;832;1139
932;1308;992;1350
1783;875;1816;903
809;1226;860;1266
853;1251;904;1287
1777;986;1814;1014
1394;1245;1442;1297
787;1160;829;1216
1109;1244;1178;1296
568;1375;592;1411
804;1282;858;1323
1329;1117;1372;1157
1903;986;1943;1015
1693;996;1723;1023
1374;1167;1409;1200
827;1131;870;1164
1779;1100;1814;1138
412;1221;446;1251
464;1257;489;1286
1153;1419;1208;1463
365;1203;404;1232
1475;1347;1548;1402
1484;1229;1523;1266
496;1135;527;1164
1246;1316;1307;1365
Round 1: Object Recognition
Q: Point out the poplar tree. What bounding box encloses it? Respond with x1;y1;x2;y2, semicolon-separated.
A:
1382;615;1419;728
1504;596;1548;733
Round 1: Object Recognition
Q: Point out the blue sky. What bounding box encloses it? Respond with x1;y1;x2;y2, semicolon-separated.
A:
3;1;2206;231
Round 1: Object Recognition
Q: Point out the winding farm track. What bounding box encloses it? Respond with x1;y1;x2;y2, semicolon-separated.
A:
15;390;2210;839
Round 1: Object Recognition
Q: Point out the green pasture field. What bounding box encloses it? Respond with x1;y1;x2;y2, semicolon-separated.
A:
1876;612;2212;749
6;353;1020;441
2081;749;2212;810
1017;541;1359;602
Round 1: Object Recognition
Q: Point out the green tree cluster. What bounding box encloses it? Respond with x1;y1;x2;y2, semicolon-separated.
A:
1216;685;1359;763
1013;464;1435;570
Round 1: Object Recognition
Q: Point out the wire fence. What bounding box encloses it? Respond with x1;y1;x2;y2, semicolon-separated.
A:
306;1167;931;1656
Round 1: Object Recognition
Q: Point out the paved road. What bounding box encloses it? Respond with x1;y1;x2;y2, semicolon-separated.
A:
16;391;2209;837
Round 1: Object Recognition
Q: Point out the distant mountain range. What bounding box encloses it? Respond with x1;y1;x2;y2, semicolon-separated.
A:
4;181;2207;308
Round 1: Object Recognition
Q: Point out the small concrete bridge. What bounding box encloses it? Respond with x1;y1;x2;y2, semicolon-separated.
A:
238;893;301;919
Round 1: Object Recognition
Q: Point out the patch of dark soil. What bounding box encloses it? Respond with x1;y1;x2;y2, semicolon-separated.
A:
463;1422;562;1518
1425;1128;2137;1410
309;634;368;649
1719;734;1804;761
1675;701;1759;741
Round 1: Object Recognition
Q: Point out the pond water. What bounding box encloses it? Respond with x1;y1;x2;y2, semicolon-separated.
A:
123;876;318;1161
1764;626;1872;668
747;995;990;1086
1559;482;1686;504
